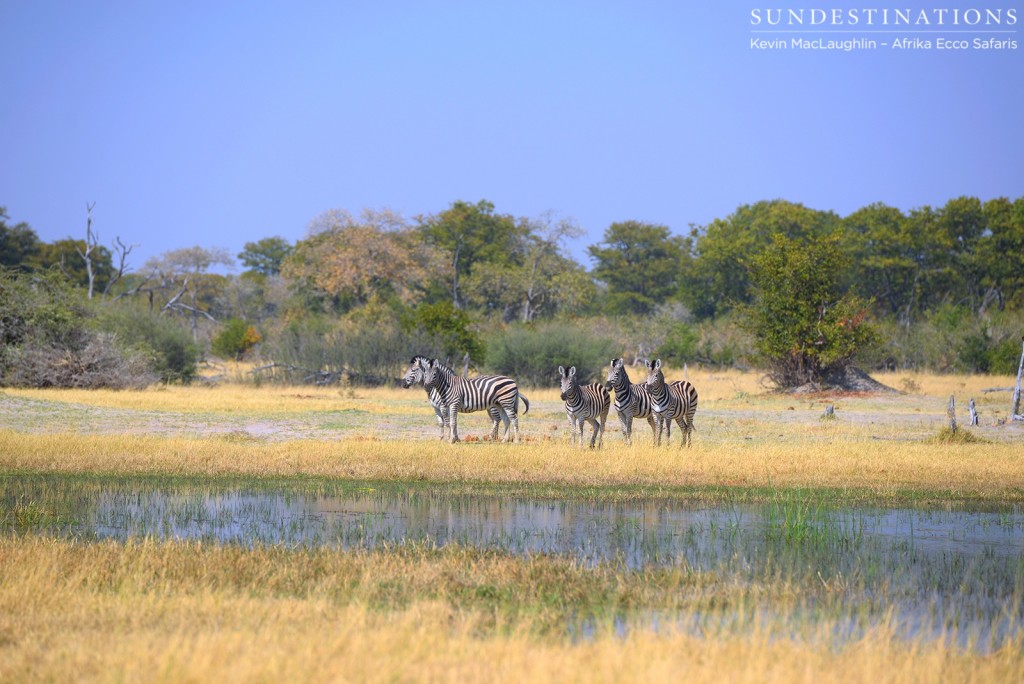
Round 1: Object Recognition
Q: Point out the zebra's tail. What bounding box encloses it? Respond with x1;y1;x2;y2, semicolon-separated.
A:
519;393;530;415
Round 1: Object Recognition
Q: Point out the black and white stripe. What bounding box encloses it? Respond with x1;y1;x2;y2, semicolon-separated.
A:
605;358;658;445
643;358;698;447
558;365;610;448
422;359;530;443
402;355;504;441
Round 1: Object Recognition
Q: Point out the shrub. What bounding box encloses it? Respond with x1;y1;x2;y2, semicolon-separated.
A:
0;269;161;388
741;235;878;388
485;322;618;387
92;305;201;384
211;318;262;360
4;332;155;389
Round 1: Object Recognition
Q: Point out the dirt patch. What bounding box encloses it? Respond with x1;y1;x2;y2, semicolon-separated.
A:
787;366;899;394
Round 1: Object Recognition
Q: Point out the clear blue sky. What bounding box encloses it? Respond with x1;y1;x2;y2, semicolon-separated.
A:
3;1;1022;270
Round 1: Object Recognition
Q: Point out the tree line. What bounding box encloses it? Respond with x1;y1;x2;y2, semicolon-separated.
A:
1;195;1022;390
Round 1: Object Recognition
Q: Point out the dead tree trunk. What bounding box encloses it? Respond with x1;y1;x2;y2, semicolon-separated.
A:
76;202;98;299
947;395;958;433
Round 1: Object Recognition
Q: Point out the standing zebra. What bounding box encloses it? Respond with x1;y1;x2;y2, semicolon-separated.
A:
643;358;698;447
402;355;502;441
605;358;658;445
558;365;610;448
422;359;530;443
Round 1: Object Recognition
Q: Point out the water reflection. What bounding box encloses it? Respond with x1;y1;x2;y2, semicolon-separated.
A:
4;477;1023;647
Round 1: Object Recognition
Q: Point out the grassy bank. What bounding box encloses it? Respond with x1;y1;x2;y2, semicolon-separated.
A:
1;430;1022;505
2;537;1021;683
1;368;1022;504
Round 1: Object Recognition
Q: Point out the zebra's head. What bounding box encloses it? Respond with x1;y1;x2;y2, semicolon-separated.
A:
422;358;445;392
402;355;430;388
644;358;665;391
558;365;578;401
607;358;627;389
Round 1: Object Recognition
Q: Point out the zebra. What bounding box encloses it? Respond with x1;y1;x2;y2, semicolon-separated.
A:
558;365;610;448
643;358;698;447
421;358;530;443
401;355;502;441
605;358;658;445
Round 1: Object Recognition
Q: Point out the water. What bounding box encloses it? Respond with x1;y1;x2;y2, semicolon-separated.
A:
4;476;1023;647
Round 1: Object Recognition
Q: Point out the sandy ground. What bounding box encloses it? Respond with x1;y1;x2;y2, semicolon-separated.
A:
2;385;1021;445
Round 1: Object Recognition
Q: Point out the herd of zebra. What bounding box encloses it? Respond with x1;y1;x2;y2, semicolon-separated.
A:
401;356;698;448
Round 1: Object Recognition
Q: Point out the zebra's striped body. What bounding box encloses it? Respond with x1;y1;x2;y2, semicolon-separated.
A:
422;359;530;443
605;358;658;445
558;365;610;448
643;358;698;447
401;355;502;441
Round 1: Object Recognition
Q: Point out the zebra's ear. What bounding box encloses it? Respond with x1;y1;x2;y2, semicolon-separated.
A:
569;366;577;377
558;365;566;376
654;359;662;370
644;359;653;370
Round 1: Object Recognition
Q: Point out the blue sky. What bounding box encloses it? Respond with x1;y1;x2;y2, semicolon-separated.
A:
3;1;1022;270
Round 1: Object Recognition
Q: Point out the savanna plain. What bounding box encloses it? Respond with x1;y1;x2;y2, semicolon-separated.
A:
1;367;1023;683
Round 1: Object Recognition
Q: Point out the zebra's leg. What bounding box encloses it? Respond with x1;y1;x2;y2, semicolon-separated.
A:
447;403;461;443
507;412;520;443
502;408;511;441
618;412;633;446
649;414;662;446
434;406;447;441
489;406;503;442
673;417;685;448
679;416;693;448
596;410;608;449
586;416;600;448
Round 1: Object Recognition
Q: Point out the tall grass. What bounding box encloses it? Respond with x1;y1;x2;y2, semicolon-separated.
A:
1;537;1021;683
0;429;1022;503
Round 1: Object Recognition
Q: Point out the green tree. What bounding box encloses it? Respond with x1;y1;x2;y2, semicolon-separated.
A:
683;200;841;319
0;208;41;270
588;221;686;315
403;300;484;364
35;238;115;293
418;200;525;309
843;203;919;322
977;197;1024;310
238;236;293;277
742;235;877;388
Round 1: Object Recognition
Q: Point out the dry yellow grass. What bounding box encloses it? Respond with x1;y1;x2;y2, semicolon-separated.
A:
2;537;1021;684
1;368;1022;500
0;429;1021;501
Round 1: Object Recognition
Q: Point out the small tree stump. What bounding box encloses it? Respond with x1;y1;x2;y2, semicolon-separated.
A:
947;395;958;433
968;398;979;427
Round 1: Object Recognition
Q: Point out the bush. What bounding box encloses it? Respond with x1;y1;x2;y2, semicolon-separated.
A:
741;235;878;388
4;332;155;389
485;322;618;387
211;318;262;360
402;301;484;365
93;305;201;384
0;269;162;388
259;309;417;386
